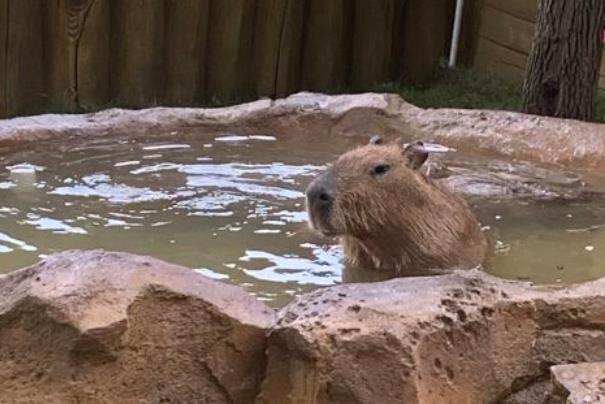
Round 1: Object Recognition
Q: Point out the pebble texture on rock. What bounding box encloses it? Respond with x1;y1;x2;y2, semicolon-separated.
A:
260;270;605;404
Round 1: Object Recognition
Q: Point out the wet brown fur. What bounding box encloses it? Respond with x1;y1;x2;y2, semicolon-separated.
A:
307;139;488;278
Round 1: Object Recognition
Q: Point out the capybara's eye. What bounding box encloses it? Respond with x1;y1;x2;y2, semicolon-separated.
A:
371;164;391;176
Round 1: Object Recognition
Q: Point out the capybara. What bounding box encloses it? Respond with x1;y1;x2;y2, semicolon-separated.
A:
305;136;487;279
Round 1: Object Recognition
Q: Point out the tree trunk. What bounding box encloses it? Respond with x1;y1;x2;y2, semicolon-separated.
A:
522;0;604;121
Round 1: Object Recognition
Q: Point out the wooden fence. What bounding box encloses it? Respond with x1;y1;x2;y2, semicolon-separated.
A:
0;0;482;118
474;0;605;87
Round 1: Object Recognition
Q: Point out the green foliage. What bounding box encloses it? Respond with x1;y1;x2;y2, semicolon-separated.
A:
202;93;258;108
371;66;605;123
594;90;605;123
372;66;523;112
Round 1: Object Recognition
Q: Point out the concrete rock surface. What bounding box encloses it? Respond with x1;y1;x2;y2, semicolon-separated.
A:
546;362;605;404
4;250;605;403
260;270;605;404
2;92;605;170
0;250;275;404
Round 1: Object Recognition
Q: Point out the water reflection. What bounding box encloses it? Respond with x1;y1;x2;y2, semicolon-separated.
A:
0;133;352;307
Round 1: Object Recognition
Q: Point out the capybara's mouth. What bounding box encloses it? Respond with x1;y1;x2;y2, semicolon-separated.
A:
317;228;338;237
314;227;339;239
307;209;339;237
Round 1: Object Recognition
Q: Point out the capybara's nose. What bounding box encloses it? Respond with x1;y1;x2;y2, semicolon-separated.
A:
306;176;333;210
309;187;333;206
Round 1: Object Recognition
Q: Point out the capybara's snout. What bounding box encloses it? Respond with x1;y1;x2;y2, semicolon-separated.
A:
305;171;336;235
306;173;333;211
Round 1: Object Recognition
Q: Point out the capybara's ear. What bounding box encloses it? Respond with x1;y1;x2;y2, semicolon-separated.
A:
402;140;428;170
369;135;383;145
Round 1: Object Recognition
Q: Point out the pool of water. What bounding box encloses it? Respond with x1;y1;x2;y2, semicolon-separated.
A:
1;130;605;306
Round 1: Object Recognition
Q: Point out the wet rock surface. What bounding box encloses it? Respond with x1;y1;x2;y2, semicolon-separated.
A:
547;362;605;404
0;250;275;404
428;159;593;202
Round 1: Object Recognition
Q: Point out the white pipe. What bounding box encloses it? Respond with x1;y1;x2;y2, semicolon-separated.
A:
448;0;465;68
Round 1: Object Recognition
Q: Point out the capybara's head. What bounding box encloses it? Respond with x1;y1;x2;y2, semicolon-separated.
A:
306;136;430;238
306;135;487;275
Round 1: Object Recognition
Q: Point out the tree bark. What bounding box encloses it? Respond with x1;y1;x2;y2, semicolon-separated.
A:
522;0;604;121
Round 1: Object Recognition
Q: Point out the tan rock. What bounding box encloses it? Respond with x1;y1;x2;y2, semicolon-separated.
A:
260;270;605;404
2;92;605;171
546;362;605;404
397;106;605;171
4;250;605;403
0;250;275;404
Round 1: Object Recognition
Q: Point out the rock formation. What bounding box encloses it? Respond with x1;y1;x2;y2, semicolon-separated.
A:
0;250;274;403
2;92;605;171
2;250;605;403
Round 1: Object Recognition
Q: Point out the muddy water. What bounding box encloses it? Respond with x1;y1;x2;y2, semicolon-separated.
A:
1;130;604;306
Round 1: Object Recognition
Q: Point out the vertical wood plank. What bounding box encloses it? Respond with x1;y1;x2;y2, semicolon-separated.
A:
389;0;407;80
253;0;287;97
457;0;485;66
110;0;165;107
205;0;256;102
274;0;306;97
236;0;257;99
5;0;47;116
164;0;209;106
399;0;452;82
78;0;111;110
46;0;76;112
351;0;397;88
300;0;350;92
195;1;211;103
0;0;7;117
